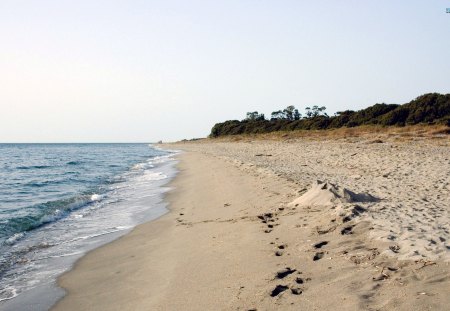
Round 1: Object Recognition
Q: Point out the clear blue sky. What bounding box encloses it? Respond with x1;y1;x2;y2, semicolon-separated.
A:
1;1;449;142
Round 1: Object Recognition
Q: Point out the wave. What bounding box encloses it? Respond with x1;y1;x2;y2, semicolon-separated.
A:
66;226;133;243
90;194;103;202
67;161;82;165
2;154;172;242
132;162;153;170
4;233;26;246
24;179;68;188
24;181;56;188
16;165;52;170
0;143;175;305
139;171;168;181
0;193;104;242
0;286;18;302
0;242;54;280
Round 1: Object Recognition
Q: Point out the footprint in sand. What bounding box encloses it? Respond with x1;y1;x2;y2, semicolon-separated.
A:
295;277;304;284
258;212;279;233
313;252;324;261
270;284;303;297
291;287;303;295
341;225;355;235
270;271;306;298
258;212;274;222
314;241;328;249
276;267;296;279
275;244;287;256
389;245;400;253
270;285;289;297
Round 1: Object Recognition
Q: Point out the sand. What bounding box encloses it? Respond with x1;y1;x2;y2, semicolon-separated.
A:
53;137;450;310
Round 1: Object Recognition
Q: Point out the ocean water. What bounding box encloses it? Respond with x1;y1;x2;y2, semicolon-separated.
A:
0;143;178;310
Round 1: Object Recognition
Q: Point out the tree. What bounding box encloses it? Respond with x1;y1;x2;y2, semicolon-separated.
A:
312;105;320;117
318;106;328;117
245;111;265;121
305;107;312;118
283;105;295;121
271;106;300;120
270;110;285;120
305;106;327;118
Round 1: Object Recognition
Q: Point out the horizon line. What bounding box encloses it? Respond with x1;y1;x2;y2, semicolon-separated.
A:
0;142;165;144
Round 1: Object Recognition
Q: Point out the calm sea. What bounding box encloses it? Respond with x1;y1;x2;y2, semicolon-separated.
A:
0;143;178;310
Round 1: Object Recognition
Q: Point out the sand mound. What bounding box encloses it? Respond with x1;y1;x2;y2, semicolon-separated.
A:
290;180;377;207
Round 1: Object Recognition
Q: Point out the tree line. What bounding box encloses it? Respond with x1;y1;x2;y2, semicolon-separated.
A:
245;105;327;122
210;93;450;137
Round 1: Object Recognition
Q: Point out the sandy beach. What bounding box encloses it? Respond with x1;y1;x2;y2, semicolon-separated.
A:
53;136;450;310
2;1;448;310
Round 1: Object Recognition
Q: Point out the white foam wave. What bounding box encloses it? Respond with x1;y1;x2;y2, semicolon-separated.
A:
140;171;168;181
66;226;134;243
4;233;26;246
0;286;18;302
132;163;153;170
90;194;103;202
32;252;84;261
39;210;63;224
115;226;132;230
149;154;177;164
0;146;178;307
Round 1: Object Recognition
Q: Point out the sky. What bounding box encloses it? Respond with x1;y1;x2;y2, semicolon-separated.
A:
0;1;449;142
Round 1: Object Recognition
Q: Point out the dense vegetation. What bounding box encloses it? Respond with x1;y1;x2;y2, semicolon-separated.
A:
210;93;450;137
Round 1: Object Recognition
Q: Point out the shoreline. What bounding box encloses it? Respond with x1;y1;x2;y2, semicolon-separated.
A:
50;152;186;310
52;140;450;310
52;151;297;310
0;147;178;311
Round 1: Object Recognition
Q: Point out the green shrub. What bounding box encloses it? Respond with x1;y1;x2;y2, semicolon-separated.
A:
209;93;450;137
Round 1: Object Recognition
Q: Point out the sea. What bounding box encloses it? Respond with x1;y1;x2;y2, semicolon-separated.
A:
0;143;178;310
